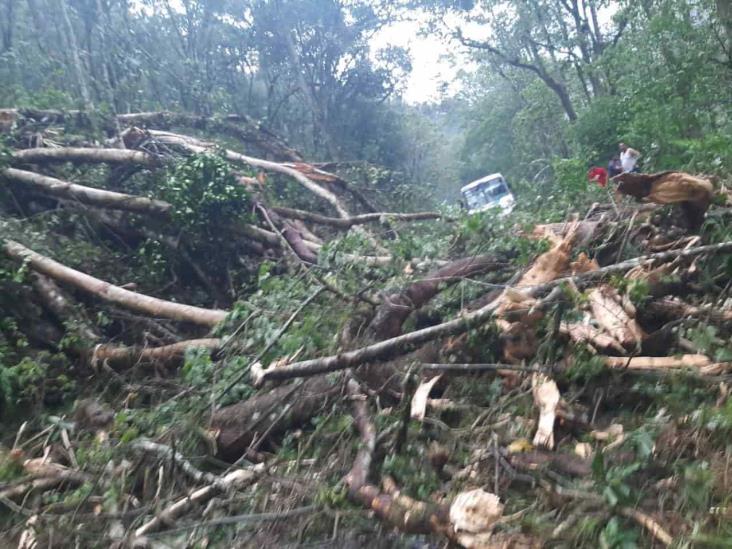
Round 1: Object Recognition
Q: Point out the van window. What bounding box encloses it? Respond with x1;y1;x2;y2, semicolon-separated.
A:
462;179;509;210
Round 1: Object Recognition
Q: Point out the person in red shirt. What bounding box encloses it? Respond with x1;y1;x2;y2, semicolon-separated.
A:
587;166;608;187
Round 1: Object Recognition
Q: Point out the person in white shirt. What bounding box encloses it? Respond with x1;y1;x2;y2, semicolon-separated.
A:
619;143;641;173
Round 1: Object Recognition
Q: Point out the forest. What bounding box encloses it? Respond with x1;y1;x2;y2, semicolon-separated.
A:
1;0;732;547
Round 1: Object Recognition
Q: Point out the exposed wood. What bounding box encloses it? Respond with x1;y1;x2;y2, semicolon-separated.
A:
252;240;732;385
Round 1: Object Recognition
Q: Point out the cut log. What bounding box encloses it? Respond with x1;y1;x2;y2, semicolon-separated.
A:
532;375;560;450
3;240;228;327
587;285;644;349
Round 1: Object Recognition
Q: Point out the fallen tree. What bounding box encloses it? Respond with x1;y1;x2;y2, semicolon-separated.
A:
252;240;732;385
12;147;157;167
3;106;731;548
3;240;228;327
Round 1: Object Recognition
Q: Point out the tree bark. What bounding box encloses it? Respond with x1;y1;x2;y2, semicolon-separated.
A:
92;338;222;370
13;147;157;167
3;240;228;327
368;254;507;340
117;111;304;161
272;206;444;228
3;168;171;215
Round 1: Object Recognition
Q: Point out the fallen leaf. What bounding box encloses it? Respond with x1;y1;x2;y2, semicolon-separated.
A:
507;438;535;454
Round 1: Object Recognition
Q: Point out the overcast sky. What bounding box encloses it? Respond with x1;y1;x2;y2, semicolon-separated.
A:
371;19;469;104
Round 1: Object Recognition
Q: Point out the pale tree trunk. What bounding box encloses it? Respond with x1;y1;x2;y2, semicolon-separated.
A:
3;240;228;327
717;0;732;56
59;0;93;111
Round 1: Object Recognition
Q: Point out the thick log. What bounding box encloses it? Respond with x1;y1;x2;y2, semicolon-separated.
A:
3;168;171;216
368;254;507;340
211;376;340;461
615;171;714;228
647;297;732;323
13;147;157;167
3;167;284;251
3;240;228;327
92;338;222;370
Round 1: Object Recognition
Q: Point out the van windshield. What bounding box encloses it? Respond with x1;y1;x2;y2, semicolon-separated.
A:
462;180;509;210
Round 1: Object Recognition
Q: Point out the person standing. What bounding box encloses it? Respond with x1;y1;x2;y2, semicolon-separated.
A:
619;143;641;173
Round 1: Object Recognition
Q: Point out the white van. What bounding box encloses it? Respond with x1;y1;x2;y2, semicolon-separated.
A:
460;173;515;215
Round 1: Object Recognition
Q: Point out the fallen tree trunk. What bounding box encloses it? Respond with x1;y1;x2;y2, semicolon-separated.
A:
92;338;222;370
3;240;228;327
211;376;340;461
272;206;445;228
3;167;287;251
13;147;157;167
3;168;171;216
147;130;353;220
31;272;101;343
368;254;507;340
615;171;714;228
647;297;732;323
117;111;304;162
252;240;732;385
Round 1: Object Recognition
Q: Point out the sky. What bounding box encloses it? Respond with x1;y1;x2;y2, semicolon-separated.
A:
371;19;469;104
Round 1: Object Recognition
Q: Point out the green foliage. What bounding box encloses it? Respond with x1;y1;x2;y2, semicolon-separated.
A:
381;440;442;500
159;154;252;234
599;517;639;549
683;324;732;363
565;348;606;383
0;356;46;413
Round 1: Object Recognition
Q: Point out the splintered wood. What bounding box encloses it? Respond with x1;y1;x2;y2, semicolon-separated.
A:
615;171;714;227
587;285;644;350
532;375;560;450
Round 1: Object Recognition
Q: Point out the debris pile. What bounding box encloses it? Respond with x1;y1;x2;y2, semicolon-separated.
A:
1;108;731;546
